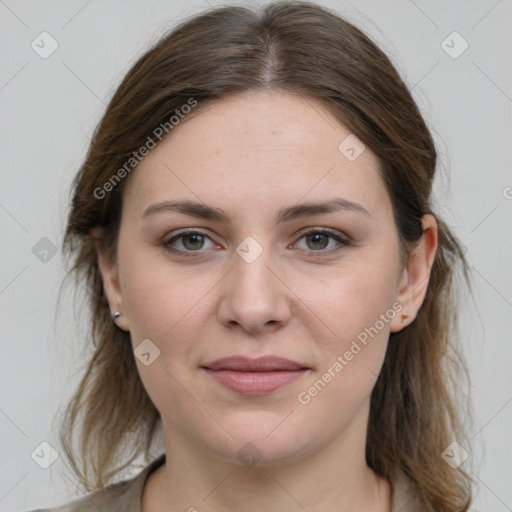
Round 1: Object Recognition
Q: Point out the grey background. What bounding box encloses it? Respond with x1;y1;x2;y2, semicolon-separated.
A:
1;1;511;511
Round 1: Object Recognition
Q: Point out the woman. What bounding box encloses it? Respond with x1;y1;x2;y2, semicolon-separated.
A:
32;1;472;511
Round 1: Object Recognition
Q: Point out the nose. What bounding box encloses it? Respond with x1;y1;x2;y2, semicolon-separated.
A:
216;246;292;334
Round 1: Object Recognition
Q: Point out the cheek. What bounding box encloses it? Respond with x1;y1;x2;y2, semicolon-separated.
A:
300;253;400;345
118;243;217;343
118;252;220;433
292;253;401;401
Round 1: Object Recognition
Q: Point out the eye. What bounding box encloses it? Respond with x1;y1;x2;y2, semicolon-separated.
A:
293;228;349;252
163;230;218;253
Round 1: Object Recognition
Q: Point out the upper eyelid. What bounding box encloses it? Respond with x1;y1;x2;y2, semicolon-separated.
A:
164;228;215;240
165;226;345;238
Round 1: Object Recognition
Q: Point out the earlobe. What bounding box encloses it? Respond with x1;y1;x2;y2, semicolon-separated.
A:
390;214;438;333
91;229;130;331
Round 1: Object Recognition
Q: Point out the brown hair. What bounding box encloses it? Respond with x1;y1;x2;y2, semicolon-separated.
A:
61;1;472;509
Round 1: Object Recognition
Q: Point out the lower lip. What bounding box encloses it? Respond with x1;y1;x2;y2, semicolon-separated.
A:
203;369;307;395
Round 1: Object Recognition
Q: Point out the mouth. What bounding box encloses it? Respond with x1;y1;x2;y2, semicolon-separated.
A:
200;355;310;395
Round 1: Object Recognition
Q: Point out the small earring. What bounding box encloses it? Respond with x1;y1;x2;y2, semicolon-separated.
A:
111;311;121;320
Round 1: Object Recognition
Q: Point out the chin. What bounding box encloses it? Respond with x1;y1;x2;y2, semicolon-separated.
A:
200;410;324;468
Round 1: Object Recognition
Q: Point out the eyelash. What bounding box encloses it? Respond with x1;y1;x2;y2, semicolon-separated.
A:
162;228;350;257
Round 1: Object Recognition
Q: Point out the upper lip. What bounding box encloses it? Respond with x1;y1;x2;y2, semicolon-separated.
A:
202;356;308;372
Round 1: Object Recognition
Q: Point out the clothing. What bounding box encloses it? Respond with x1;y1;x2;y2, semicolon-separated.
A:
29;454;425;511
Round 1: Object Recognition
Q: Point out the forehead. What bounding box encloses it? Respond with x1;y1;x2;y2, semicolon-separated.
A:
124;91;390;219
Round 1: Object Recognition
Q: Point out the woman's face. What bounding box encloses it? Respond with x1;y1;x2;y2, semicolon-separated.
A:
105;91;413;466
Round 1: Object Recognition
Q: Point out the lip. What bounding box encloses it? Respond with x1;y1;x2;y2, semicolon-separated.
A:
201;356;309;395
204;355;307;372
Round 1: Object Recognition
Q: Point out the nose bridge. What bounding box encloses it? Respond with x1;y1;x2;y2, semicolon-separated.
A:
217;235;291;331
232;236;278;301
234;244;272;291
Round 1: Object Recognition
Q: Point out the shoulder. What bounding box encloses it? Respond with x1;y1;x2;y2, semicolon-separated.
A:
26;454;166;512
390;469;426;512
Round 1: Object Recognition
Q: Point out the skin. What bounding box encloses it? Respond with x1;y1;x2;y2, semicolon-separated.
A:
97;90;437;512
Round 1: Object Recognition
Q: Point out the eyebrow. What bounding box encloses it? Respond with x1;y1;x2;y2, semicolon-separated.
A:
142;198;371;223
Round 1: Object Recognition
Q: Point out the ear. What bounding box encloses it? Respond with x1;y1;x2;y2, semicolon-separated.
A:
91;227;130;332
390;214;438;333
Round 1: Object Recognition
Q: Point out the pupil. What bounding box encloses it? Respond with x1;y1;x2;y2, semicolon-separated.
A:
184;234;204;250
308;233;328;250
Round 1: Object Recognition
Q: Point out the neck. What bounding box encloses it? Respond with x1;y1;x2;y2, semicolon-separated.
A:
142;404;391;512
